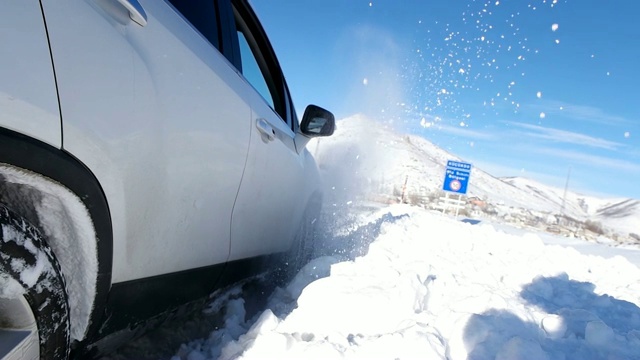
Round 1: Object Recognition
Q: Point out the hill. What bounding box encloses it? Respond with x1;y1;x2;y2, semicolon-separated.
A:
312;115;639;242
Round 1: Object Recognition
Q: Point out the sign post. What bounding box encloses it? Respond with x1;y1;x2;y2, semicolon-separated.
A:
442;160;472;195
441;160;472;218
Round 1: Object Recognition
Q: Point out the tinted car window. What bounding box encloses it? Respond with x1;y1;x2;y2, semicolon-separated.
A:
237;30;275;109
166;0;220;50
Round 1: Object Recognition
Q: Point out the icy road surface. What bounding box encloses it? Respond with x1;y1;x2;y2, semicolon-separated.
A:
172;204;640;360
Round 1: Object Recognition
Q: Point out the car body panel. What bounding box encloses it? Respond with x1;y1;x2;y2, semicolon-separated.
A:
0;2;61;148
230;102;307;260
227;0;320;260
40;0;253;281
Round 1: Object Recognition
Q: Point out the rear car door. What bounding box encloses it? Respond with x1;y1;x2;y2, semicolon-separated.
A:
40;0;252;282
227;0;308;260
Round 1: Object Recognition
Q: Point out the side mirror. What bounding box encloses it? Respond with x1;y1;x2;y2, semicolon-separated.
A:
300;105;335;137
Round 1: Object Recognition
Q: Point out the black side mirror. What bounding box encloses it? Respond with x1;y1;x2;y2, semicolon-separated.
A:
300;105;335;137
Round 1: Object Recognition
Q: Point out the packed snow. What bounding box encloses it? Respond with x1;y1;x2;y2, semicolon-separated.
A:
170;116;640;360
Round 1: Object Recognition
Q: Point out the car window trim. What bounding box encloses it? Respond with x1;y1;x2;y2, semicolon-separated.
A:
215;0;241;67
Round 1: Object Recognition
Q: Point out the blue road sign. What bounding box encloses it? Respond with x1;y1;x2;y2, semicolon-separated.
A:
442;160;472;195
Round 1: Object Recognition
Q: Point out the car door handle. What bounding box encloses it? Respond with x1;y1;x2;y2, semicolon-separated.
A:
256;118;276;142
116;0;148;26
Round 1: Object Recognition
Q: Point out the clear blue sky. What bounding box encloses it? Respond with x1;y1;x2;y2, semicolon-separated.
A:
251;0;640;199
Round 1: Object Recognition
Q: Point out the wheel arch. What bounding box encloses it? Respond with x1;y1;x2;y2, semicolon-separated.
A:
0;127;112;345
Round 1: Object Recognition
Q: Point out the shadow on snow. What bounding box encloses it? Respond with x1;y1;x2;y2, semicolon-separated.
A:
464;273;640;360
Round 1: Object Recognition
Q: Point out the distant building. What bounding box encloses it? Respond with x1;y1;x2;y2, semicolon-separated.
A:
468;197;487;208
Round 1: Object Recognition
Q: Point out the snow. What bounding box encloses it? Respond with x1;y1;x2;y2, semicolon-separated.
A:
0;226;30;299
2;225;50;289
170;115;640;360
174;205;640;360
0;272;24;299
0;164;97;341
0;213;56;299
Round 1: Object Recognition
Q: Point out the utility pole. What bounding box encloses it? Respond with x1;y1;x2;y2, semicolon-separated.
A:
560;166;572;223
401;175;409;203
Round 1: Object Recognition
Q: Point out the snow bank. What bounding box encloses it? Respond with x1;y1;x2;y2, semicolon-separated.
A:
174;205;640;359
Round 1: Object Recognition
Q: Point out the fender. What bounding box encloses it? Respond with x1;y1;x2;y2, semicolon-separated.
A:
0;127;112;346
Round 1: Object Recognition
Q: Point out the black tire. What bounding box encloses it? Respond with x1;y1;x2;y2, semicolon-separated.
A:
0;203;71;359
287;199;322;275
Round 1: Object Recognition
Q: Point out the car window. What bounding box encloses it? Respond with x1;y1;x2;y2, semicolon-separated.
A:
237;30;275;109
166;0;220;51
232;3;287;123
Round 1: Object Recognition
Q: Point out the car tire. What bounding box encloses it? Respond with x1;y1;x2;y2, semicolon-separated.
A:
0;203;71;360
287;199;322;275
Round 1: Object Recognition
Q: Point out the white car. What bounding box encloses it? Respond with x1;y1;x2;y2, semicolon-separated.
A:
0;1;334;359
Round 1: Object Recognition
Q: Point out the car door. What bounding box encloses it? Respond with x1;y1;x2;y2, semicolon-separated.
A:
40;0;253;282
228;1;308;261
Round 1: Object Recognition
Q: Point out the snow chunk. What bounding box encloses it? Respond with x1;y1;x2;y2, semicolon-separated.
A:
420;118;433;128
0;272;24;298
496;337;549;360
585;320;615;347
541;315;566;339
286;256;334;300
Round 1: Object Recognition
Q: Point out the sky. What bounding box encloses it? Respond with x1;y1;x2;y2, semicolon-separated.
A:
250;0;640;199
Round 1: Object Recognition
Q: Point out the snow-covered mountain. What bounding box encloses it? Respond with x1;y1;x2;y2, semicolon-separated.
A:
503;177;640;236
595;199;640;236
312;115;639;239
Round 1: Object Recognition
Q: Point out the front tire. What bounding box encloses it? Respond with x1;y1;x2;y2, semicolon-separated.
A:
0;203;70;359
287;199;322;275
